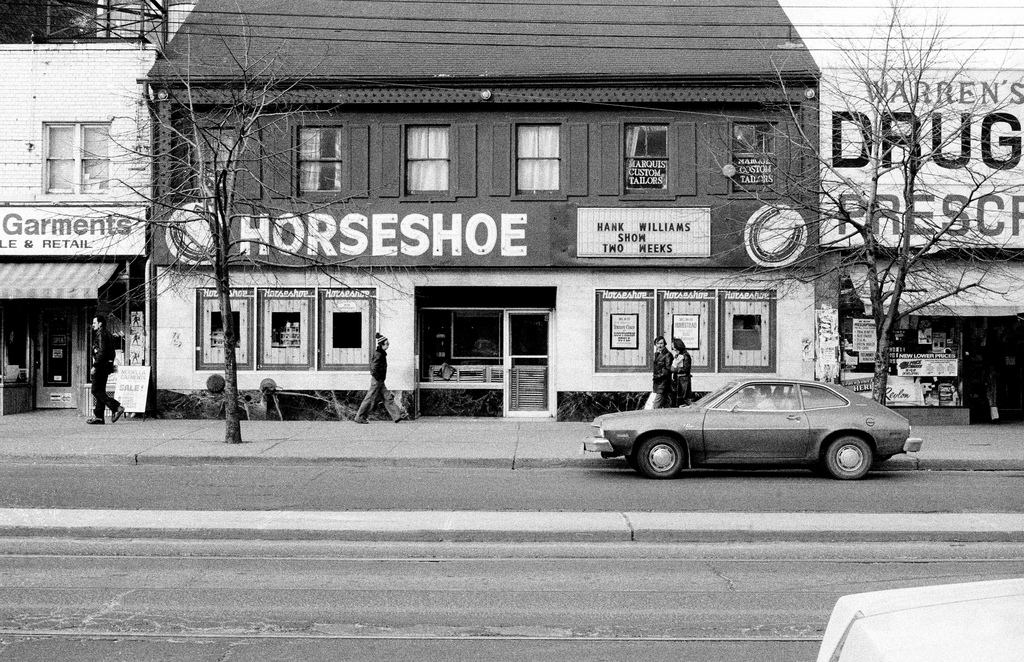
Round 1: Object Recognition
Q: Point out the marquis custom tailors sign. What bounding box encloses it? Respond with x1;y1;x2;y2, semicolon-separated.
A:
0;207;146;256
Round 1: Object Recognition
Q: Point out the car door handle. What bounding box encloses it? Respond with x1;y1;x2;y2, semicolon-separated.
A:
787;414;801;421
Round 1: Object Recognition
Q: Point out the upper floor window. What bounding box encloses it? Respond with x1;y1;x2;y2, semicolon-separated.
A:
298;127;343;193
45;123;110;194
731;122;776;192
624;124;668;192
517;125;560;193
44;1;155;41
406;126;449;193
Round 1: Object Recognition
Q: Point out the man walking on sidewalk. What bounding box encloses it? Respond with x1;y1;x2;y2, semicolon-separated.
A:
87;314;124;425
354;333;407;424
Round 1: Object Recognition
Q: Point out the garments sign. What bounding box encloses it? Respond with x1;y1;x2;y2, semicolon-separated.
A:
0;207;146;256
113;365;151;414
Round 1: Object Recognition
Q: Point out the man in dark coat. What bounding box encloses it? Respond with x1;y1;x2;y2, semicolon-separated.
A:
87;315;124;424
644;336;673;409
354;332;407;424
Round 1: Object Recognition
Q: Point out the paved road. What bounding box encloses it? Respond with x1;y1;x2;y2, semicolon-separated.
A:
2;539;1022;662
1;464;1023;512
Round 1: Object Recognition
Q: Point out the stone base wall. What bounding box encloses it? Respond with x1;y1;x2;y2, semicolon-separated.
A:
156;388;705;421
156;389;413;421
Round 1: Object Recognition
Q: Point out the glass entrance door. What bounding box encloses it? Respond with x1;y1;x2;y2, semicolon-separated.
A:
505;311;551;416
36;307;78;409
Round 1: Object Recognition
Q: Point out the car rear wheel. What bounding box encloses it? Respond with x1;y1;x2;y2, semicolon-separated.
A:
635;435;686;479
824;436;873;480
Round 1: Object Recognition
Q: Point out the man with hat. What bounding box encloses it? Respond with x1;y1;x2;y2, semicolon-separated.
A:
354;332;407;424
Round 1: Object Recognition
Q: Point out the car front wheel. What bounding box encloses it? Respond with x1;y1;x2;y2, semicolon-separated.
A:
635;435;686;479
824;436;873;480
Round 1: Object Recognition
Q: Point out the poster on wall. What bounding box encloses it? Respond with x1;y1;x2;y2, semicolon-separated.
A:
816;306;840;382
672;314;700;350
894;353;958;377
610;314;639;350
852;319;876;354
886;376;925;405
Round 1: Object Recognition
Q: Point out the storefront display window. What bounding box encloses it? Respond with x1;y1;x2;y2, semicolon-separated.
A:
196;288;254;371
258;288;314;370
2;308;28;383
658;290;715;372
420;309;503;383
720;290;775;372
596;289;654;373
840;315;962;407
319;288;375;370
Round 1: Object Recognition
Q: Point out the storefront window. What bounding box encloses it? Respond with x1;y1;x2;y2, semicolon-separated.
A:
719;290;775;372
258;288;314;370
517;125;560;193
596;289;655;373
196;288;254;371
319;288;375;370
624;124;668;192
841;315;962;407
658;290;715;372
419;309;503;383
2;308;29;383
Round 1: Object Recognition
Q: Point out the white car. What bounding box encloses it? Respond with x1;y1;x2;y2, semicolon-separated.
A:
817;577;1024;662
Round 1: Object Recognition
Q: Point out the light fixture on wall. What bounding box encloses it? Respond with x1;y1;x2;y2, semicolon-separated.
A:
804;88;816;99
722;164;737;178
479;89;492;101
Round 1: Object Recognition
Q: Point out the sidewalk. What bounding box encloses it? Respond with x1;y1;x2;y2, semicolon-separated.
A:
0;410;1021;470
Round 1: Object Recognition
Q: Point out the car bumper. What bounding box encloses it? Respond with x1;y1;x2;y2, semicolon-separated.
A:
584;437;615;453
904;437;923;453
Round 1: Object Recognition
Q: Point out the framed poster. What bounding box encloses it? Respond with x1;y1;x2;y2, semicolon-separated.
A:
672;314;700;350
610;313;639;350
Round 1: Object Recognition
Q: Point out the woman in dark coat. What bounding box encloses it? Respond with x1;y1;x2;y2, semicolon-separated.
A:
645;336;673;409
670;338;693;406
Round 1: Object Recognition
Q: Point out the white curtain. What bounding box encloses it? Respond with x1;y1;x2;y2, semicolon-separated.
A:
517;125;559;191
408;126;449;192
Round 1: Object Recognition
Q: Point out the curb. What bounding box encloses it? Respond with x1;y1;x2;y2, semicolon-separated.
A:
0;453;1021;471
3;509;1024;543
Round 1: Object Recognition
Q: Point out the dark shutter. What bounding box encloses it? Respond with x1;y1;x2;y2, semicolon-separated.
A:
597;123;620;196
347;124;369;198
453;123;477;198
376;124;401;198
674;122;697;196
567;123;589;196
489;123;511;197
706;122;731;195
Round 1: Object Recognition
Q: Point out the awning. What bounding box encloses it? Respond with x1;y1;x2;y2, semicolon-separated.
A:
849;264;1024;317
0;262;118;299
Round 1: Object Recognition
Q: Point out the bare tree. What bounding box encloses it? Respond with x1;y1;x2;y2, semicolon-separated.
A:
144;40;354;443
752;0;1023;403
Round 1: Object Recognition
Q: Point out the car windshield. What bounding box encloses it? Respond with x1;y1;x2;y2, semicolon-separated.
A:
691;382;738;408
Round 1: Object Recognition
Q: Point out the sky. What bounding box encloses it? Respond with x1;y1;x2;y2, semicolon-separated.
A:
778;0;1024;69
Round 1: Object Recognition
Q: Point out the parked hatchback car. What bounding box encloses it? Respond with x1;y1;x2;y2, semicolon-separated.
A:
584;379;922;479
817;577;1024;662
